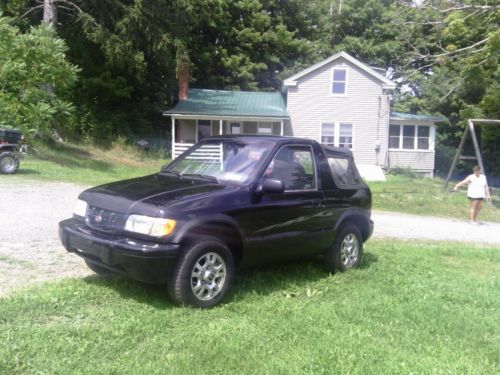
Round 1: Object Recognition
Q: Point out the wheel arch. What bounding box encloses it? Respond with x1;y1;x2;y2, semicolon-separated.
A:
335;210;371;241
172;214;245;266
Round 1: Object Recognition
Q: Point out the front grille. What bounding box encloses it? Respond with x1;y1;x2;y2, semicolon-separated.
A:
86;206;127;232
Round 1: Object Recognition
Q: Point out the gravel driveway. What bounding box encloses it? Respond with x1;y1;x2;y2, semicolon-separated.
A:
1;180;499;296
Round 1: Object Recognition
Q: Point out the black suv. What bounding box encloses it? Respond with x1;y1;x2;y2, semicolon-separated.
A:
59;136;373;307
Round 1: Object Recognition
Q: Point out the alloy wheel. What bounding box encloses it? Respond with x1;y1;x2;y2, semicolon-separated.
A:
340;233;359;268
190;252;227;301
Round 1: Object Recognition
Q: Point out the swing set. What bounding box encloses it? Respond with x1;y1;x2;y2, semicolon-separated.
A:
444;118;500;203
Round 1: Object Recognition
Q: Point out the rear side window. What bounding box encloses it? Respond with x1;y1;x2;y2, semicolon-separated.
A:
327;157;362;187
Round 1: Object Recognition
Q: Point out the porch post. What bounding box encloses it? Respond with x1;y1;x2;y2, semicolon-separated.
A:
171;116;175;159
280;120;284;136
219;119;223;135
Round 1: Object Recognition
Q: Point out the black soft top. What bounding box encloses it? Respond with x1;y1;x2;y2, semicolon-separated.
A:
321;145;353;158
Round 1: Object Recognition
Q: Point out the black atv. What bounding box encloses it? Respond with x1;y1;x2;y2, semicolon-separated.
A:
0;128;22;174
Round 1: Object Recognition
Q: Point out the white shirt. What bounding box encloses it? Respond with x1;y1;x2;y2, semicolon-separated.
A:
466;174;487;198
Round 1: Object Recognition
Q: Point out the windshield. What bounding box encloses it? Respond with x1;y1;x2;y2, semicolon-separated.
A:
164;139;275;184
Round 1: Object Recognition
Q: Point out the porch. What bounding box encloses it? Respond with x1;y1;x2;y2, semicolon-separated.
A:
170;116;285;158
163;88;289;159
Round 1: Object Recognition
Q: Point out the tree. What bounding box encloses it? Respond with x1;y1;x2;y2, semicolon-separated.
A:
0;16;78;138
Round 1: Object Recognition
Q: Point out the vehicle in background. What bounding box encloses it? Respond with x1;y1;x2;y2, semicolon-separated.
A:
0;128;22;174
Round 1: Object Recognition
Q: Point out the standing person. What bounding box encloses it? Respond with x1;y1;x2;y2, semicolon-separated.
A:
453;165;491;225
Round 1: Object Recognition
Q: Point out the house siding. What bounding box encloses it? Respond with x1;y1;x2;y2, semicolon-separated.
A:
286;57;390;167
388;151;435;176
387;120;436;176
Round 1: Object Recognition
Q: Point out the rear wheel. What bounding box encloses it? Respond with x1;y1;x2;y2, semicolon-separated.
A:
85;259;115;275
325;224;363;273
0;151;19;174
168;239;234;308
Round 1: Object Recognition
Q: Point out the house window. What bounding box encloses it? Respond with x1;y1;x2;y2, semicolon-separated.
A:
332;68;347;94
389;124;431;150
230;122;241;134
197;120;211;141
321;122;353;149
321;123;335;145
402;125;415;149
389;125;400;148
339;123;353;148
417;126;430;149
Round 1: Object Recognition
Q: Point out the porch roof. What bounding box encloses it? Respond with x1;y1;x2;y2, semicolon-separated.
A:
164;89;289;119
390;112;446;123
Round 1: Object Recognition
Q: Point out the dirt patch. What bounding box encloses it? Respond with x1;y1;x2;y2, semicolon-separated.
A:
0;180;92;297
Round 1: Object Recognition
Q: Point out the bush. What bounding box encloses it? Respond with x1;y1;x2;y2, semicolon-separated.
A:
388;167;418;178
0;17;79;141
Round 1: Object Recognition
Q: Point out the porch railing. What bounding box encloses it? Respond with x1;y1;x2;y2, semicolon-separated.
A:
172;143;194;159
172;143;223;161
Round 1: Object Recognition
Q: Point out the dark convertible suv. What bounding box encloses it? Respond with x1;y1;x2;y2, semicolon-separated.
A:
59;136;373;307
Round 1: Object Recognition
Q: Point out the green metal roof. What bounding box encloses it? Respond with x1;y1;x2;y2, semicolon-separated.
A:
164;89;289;118
390;112;446;122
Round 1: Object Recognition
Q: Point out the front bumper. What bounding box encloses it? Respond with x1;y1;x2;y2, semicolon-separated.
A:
59;218;180;283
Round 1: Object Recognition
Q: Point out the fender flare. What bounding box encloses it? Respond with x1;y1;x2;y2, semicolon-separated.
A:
333;208;372;241
171;214;246;261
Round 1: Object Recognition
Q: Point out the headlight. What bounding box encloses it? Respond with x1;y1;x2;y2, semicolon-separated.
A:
73;199;88;217
125;215;176;237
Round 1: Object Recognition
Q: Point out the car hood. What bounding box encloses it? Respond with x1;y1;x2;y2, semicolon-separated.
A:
79;174;228;216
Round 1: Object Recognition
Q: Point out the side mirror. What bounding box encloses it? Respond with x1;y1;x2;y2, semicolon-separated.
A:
260;178;285;194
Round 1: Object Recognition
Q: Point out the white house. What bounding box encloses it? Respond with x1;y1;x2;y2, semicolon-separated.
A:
164;52;444;177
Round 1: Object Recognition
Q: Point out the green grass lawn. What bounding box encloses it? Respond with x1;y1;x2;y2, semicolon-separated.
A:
1;239;498;374
3;140;168;186
369;175;500;223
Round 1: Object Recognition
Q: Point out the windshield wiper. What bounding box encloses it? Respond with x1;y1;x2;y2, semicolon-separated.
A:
181;173;219;183
160;169;182;178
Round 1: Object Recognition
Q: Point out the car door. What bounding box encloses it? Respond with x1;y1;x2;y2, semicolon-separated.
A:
237;144;327;266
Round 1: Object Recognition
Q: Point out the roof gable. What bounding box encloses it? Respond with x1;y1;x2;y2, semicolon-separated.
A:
283;51;396;90
164;89;289;119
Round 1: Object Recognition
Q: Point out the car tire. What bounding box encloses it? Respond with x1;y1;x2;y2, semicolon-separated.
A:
0;151;19;174
325;224;363;273
85;259;115;275
168;239;234;308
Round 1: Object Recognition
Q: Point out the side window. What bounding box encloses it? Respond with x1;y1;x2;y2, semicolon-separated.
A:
327;157;361;187
265;146;316;191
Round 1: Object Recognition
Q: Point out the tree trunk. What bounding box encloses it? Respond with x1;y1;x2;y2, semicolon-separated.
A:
43;0;57;25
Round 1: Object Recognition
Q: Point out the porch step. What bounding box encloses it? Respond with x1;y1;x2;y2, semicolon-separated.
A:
356;164;386;181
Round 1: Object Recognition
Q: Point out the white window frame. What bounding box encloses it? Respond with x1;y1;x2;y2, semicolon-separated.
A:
320;123;335;146
320;122;354;149
388;124;433;151
331;67;348;96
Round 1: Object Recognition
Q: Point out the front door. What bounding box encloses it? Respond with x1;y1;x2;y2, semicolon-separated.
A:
197;120;211;141
237;145;327;266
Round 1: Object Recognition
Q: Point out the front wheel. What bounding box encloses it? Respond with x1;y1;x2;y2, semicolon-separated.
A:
168;240;234;308
325;224;363;273
0;151;19;174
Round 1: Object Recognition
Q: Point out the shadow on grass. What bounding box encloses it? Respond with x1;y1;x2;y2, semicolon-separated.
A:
31;142;114;172
83;274;175;309
14;168;40;176
82;251;378;308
